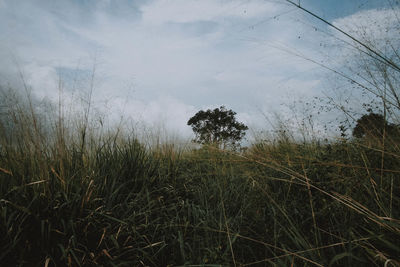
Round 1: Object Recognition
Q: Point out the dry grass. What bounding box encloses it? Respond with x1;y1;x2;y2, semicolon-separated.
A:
0;90;399;266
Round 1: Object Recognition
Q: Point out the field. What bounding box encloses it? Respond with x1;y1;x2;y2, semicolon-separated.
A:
0;100;399;266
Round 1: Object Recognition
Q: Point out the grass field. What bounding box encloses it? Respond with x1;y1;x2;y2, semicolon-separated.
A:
0;96;399;267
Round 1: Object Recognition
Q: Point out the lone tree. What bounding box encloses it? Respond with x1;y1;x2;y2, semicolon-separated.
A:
187;106;248;148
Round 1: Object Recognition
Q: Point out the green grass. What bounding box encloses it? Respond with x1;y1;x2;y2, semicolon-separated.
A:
0;100;399;266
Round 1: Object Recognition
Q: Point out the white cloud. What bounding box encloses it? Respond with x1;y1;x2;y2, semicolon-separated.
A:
23;63;59;100
333;7;400;47
107;95;197;138
140;0;279;25
327;7;400;105
328;7;400;71
2;0;376;138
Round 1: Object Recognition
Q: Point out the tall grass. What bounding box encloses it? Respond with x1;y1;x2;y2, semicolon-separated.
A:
0;90;399;266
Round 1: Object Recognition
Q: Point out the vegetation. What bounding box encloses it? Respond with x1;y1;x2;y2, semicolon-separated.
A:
352;112;400;140
0;92;399;266
0;2;399;267
187;106;248;149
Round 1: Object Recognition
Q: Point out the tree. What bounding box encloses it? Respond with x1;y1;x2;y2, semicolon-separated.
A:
187;106;248;149
352;112;399;139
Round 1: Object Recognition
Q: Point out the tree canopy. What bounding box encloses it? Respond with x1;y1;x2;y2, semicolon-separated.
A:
187;106;248;148
352;112;400;139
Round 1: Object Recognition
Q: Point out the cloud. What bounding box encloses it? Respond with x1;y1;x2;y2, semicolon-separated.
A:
140;0;279;25
333;7;400;47
327;7;400;102
1;0;373;138
106;95;197;138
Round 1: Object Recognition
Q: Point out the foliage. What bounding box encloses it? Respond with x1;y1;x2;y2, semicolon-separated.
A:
187;106;248;149
352;112;400;140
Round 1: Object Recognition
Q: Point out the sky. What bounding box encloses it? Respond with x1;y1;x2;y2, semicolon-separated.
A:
0;0;397;140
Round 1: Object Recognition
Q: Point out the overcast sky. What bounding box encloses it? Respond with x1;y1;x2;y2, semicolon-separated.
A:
0;0;397;139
